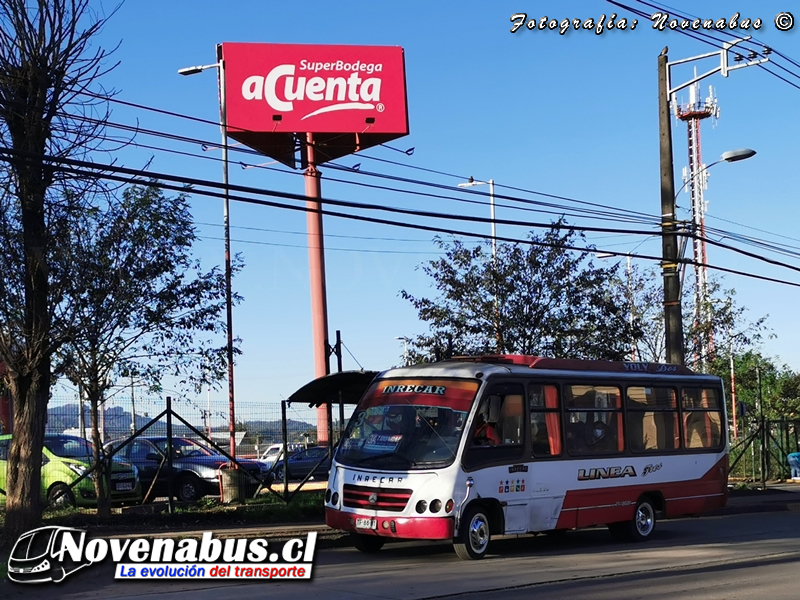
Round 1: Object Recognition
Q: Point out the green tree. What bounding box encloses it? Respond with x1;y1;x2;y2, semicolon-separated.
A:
0;0;118;545
709;351;800;432
401;223;641;361
58;184;240;517
631;267;768;370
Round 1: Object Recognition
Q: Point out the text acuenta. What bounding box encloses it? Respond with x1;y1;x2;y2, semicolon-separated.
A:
577;465;637;480
241;64;383;117
382;384;446;395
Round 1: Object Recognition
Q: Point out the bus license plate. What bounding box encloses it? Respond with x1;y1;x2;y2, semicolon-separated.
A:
355;518;377;530
116;482;133;491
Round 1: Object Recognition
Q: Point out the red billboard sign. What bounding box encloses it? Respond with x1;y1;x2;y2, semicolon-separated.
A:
221;43;408;137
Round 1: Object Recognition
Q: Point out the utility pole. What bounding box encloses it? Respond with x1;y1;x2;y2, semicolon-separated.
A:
657;38;769;365
658;48;683;365
757;366;766;489
130;374;136;434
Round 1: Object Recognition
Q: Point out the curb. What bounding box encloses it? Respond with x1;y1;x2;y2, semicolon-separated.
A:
710;500;800;517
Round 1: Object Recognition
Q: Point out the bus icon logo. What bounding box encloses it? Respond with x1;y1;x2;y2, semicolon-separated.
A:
368;492;378;505
8;526;91;584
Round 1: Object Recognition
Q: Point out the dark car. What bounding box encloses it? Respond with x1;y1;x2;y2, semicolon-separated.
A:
270;446;331;482
104;437;263;502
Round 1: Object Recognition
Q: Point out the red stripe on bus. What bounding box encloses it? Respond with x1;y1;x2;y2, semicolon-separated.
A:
555;455;728;530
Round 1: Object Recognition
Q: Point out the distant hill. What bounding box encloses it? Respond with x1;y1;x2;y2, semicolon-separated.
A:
47;403;315;445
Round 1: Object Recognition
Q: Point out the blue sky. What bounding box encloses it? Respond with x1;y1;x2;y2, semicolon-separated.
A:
63;1;799;425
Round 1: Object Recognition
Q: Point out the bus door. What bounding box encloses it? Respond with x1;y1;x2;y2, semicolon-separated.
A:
462;382;528;533
527;382;567;532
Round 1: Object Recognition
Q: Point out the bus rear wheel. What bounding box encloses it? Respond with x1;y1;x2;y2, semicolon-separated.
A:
609;498;657;542
351;533;385;553
454;505;491;560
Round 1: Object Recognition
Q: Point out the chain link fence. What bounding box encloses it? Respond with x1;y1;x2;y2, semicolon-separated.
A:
1;390;356;512
729;419;800;483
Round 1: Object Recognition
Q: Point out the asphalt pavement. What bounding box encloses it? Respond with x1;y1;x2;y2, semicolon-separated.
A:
102;481;800;544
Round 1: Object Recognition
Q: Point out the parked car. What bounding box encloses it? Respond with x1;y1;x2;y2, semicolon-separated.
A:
270;446;331;483
104;436;263;502
0;433;141;509
257;442;306;471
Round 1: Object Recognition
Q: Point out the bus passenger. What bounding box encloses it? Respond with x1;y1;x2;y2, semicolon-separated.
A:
473;402;501;446
588;421;615;452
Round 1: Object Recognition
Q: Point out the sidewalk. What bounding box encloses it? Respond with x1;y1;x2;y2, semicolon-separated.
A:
717;481;800;515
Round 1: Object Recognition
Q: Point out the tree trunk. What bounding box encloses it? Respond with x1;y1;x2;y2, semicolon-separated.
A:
1;361;49;549
1;179;52;549
89;391;111;520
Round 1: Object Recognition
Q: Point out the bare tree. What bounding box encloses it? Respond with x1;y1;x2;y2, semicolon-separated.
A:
0;0;118;546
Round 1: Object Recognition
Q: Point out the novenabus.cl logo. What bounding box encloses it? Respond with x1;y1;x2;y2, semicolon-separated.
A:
8;526;318;584
8;526;92;584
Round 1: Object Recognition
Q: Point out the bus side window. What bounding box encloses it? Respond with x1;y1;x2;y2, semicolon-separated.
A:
470;386;525;448
681;388;723;450
564;384;623;455
500;394;524;444
529;384;562;457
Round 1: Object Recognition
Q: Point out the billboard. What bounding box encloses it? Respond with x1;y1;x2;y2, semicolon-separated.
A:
220;43;409;166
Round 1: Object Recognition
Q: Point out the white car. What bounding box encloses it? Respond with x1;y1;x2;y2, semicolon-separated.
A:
257;443;306;470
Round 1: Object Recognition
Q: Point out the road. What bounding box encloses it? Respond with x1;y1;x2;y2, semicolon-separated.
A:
8;509;800;600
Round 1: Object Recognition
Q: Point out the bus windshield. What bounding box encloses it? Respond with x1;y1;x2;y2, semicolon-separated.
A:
337;378;480;470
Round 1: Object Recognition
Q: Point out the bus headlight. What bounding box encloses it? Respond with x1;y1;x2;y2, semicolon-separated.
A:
445;499;454;513
415;500;427;514
430;499;442;513
331;492;339;506
325;489;331;503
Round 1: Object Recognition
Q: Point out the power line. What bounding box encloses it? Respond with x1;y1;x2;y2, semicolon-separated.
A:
5;79;800;281
197;235;444;255
3;147;799;289
69;90;671;225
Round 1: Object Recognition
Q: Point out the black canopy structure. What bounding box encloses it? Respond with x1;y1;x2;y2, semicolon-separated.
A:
288;370;379;408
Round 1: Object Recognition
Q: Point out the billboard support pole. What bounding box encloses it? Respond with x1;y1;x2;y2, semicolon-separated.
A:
304;132;331;444
217;51;237;462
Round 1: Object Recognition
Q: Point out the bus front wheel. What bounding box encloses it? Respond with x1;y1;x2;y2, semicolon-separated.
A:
609;497;657;542
454;505;491;560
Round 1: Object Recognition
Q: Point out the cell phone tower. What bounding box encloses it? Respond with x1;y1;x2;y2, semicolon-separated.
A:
676;80;719;371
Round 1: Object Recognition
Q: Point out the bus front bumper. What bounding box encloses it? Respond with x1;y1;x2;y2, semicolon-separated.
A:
326;508;454;540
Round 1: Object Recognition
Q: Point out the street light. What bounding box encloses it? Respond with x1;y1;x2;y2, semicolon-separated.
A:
458;176;502;352
675;147;756;269
674;148;756;198
674;147;755;370
178;55;237;460
395;336;410;366
596;252;636;361
458;177;496;260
